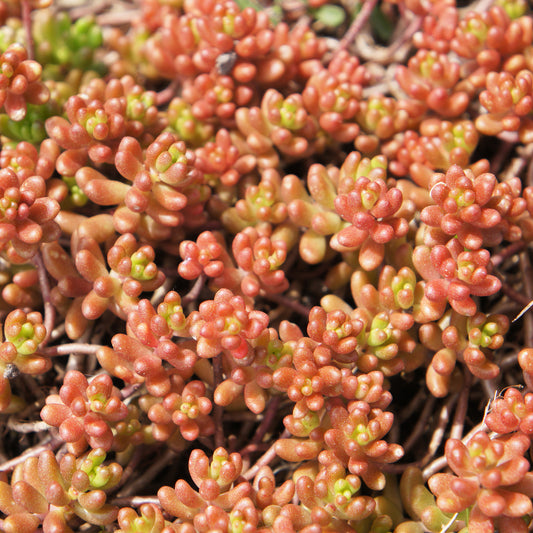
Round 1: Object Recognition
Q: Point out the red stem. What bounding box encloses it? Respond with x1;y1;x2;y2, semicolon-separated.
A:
21;0;34;60
0;435;63;472
33;252;55;347
333;0;378;59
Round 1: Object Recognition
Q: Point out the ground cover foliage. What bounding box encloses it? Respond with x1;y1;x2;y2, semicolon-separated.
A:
0;0;533;531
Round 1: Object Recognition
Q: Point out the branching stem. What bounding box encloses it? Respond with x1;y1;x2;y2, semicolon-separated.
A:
334;0;378;58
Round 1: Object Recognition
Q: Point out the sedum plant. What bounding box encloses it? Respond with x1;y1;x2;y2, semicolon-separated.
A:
0;0;533;532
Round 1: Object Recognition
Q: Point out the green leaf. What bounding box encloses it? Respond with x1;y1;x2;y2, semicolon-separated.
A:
370;5;395;42
234;0;264;11
313;5;346;27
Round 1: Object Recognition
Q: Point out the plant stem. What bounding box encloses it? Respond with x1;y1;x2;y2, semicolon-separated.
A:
0;435;63;472
498;277;531;307
114;445;144;493
242;428;289;480
21;0;34;60
263;292;311;318
182;273;207;307
520;252;533;348
334;0;378;58
116;448;177;498
43;343;103;356
402;395;436;454
156;79;180;106
213;354;225;448
449;371;470;440
490;241;525;268
7;418;49;433
420;392;459;465
111;495;160;507
251;396;281;445
33;252;55;347
422;455;448;480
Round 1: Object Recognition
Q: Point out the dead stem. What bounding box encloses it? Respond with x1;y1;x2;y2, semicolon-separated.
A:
387;14;422;56
68;0;111;18
353;18;415;64
50;323;66;341
467;0;496;14
66;327;93;373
